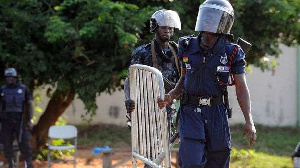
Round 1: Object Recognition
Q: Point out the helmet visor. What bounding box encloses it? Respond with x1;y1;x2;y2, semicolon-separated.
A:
153;10;181;30
195;6;234;34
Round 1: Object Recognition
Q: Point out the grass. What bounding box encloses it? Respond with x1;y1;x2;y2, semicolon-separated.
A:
76;123;300;167
77;124;132;149
230;148;293;168
230;124;300;156
230;124;299;168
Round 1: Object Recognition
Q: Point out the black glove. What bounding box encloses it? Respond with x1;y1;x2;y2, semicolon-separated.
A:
125;99;135;113
125;99;135;130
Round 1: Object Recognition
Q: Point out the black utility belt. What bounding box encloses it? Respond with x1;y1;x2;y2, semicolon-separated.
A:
181;93;223;106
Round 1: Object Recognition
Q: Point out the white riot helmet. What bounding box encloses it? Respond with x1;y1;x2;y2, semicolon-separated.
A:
4;68;17;77
195;0;234;34
150;9;181;33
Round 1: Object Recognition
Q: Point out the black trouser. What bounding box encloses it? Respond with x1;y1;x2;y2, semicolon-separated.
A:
1;122;33;162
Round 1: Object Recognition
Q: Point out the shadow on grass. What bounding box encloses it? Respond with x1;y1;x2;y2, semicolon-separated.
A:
230;124;300;156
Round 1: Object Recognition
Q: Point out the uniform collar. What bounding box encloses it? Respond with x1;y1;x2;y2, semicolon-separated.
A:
200;36;226;55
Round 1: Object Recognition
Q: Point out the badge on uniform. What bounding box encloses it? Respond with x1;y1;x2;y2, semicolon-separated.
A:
194;107;201;113
185;63;191;69
17;89;23;94
220;53;228;65
183;56;188;63
217;66;230;72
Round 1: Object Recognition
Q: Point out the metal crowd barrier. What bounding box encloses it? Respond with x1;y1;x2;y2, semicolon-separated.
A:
129;64;170;168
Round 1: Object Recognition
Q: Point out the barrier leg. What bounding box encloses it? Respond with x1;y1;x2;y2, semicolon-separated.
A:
102;151;112;168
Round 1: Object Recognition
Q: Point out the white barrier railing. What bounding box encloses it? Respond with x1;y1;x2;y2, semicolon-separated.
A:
130;64;170;168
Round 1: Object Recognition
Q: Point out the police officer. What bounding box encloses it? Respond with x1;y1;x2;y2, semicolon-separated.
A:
124;9;181;167
124;9;181;123
0;68;34;168
158;0;257;167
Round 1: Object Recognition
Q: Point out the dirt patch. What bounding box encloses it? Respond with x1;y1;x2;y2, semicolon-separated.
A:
1;148;179;168
1;124;179;167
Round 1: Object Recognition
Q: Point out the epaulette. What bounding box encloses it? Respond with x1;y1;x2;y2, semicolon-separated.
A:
179;35;196;50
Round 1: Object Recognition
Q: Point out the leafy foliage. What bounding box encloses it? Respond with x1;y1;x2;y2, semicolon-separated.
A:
231;0;300;70
0;0;299;122
0;0;157;116
168;0;300;71
41;0;158;114
126;0;300;70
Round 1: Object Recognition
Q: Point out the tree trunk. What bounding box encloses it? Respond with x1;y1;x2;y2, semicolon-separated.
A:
31;88;75;150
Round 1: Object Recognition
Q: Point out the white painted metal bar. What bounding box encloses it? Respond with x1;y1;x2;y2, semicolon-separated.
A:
130;64;170;168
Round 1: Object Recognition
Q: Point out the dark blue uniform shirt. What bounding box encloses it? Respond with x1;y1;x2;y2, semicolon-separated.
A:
178;36;246;97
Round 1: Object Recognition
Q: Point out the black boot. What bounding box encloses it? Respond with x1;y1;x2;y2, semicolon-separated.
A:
7;159;14;168
25;158;34;168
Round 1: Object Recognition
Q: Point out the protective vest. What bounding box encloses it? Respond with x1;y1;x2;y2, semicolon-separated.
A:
1;84;26;113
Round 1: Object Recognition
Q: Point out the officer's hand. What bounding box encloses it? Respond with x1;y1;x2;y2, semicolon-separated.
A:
243;122;257;146
157;94;172;109
125;99;135;113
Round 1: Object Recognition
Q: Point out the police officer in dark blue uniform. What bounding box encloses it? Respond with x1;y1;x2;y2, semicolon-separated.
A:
0;68;34;168
158;0;257;167
124;9;181;123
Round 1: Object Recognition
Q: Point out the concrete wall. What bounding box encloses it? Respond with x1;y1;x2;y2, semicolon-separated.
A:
36;45;299;127
62;91;127;126
229;45;298;126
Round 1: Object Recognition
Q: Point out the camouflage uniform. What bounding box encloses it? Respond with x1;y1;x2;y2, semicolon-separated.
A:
128;40;180;93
